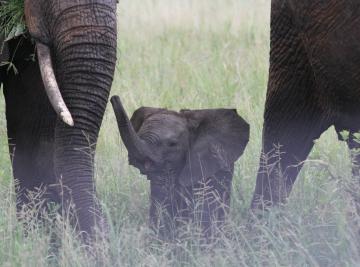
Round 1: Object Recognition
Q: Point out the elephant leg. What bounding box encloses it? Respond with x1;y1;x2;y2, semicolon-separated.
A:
195;184;218;240
3;55;58;214
195;170;232;240
213;170;232;227
251;1;333;210
251;98;331;209
173;185;195;240
149;182;177;240
252;116;327;209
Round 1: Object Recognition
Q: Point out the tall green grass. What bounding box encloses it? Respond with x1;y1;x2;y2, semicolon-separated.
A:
0;0;359;266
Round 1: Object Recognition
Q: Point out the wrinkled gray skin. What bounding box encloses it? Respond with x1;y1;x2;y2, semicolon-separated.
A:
111;96;249;240
252;1;360;210
0;0;117;242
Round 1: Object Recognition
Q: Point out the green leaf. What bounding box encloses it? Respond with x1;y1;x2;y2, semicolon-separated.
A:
5;23;25;41
0;60;18;75
339;130;349;141
0;0;26;39
353;132;360;142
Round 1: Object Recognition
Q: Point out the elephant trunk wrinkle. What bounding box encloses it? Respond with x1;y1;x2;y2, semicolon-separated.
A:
54;131;101;237
53;66;115;238
111;96;155;161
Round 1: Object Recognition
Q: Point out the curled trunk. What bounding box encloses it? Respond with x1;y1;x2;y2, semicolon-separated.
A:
111;95;152;159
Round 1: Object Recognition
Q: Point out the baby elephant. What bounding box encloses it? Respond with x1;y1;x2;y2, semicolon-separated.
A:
111;96;249;240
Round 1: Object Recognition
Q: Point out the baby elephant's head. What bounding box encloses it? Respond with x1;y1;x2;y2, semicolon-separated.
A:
111;96;249;187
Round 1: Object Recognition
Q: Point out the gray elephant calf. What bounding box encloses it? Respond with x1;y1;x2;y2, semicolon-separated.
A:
111;96;249;240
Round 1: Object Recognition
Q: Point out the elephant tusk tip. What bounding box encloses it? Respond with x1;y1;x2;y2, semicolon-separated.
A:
60;111;74;126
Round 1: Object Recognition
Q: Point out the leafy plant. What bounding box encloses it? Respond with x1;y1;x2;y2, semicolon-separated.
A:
0;60;18;74
0;0;26;41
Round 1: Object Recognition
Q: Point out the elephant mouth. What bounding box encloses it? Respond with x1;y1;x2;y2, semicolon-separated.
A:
128;155;160;175
148;174;167;185
147;168;179;187
140;167;166;180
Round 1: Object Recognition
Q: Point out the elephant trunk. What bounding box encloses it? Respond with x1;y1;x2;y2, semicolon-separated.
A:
110;95;152;160
48;2;117;240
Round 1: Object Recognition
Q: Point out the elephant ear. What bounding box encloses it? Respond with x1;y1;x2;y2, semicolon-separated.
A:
178;109;249;187
130;107;168;132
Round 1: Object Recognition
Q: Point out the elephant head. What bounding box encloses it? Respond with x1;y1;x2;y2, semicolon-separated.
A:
1;0;117;242
111;96;249;239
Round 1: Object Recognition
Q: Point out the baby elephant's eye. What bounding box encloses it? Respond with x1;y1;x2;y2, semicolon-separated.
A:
168;141;178;147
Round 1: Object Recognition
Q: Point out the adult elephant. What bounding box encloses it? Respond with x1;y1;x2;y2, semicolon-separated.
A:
251;1;360;209
0;0;117;241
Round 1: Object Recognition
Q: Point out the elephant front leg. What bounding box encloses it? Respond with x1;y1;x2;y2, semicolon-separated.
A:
211;170;232;229
3;59;59;214
193;171;232;240
251;96;331;210
251;1;333;210
149;182;177;241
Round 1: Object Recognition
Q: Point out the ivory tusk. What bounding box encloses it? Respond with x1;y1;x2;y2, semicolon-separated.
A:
36;42;74;126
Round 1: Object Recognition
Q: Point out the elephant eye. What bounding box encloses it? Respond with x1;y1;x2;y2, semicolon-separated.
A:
168;141;178;147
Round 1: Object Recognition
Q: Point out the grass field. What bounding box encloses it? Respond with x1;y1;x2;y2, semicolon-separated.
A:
1;0;360;266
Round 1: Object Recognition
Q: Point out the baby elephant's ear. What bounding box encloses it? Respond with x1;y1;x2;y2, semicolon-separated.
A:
130;107;166;131
179;109;249;187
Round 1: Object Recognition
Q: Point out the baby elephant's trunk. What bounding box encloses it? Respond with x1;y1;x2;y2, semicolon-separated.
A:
111;95;152;159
